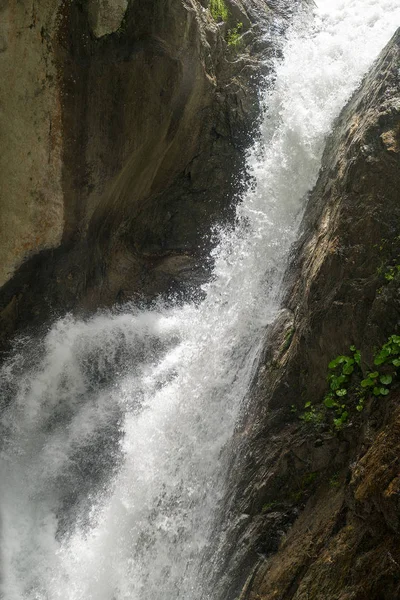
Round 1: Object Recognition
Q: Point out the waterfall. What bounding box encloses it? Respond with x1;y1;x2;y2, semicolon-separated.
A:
1;1;399;599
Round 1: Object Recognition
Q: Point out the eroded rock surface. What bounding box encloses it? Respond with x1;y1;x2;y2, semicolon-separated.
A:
0;0;64;288
88;0;129;37
0;0;308;351
221;27;400;600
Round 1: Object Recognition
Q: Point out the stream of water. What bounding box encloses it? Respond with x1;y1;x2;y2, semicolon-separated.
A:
1;1;399;598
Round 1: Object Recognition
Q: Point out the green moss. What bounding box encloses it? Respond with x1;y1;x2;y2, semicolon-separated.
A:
329;473;340;489
210;0;229;21
226;22;243;47
302;472;318;487
288;472;319;504
375;235;400;284
262;501;279;513
290;490;304;503
300;401;324;427
281;327;295;354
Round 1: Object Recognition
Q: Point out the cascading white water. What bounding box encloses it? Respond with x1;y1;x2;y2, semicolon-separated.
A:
1;1;399;598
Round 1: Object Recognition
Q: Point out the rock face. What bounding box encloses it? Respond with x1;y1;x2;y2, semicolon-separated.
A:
1;2;399;598
221;28;400;600
0;0;307;351
0;0;64;288
88;0;129;37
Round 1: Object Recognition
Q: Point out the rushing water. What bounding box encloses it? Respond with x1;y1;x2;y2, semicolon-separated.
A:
1;1;399;599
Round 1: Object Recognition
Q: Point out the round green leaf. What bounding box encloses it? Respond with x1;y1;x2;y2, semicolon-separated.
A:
374;357;385;365
330;379;340;391
336;388;347;397
361;379;373;388
380;375;392;385
324;396;336;408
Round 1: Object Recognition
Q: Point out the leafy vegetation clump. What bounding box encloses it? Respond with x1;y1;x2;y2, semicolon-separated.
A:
210;0;229;21
226;22;243;47
329;473;340;489
322;346;361;428
299;336;400;432
373;334;400;367
262;501;279;513
384;264;400;282
299;402;323;426
375;236;400;292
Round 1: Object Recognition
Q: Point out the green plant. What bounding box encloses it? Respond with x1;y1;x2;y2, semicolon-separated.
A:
302;472;318;486
290;490;304;503
289;472;319;504
360;371;391;396
354;388;366;412
350;345;361;366
329;473;340;488
226;22;243;46
321;346;362;428
299;402;323;426
375;235;400;285
209;0;228;21
374;334;400;367
384;265;400;281
262;501;279;513
333;411;349;430
281;327;295;354
300;336;400;433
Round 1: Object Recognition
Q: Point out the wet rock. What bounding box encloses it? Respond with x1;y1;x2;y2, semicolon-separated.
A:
0;0;309;352
222;27;400;600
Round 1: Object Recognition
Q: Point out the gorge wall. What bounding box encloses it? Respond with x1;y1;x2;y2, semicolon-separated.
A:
0;0;307;351
222;26;400;600
1;1;400;600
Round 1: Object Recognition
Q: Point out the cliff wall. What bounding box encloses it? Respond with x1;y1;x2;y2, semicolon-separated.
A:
0;0;306;349
224;27;400;600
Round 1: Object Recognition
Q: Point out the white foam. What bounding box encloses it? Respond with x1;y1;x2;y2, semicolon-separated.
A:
0;1;399;598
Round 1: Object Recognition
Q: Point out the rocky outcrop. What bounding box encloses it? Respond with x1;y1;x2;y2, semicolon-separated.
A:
0;0;308;351
219;27;400;600
0;0;64;288
88;0;128;37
